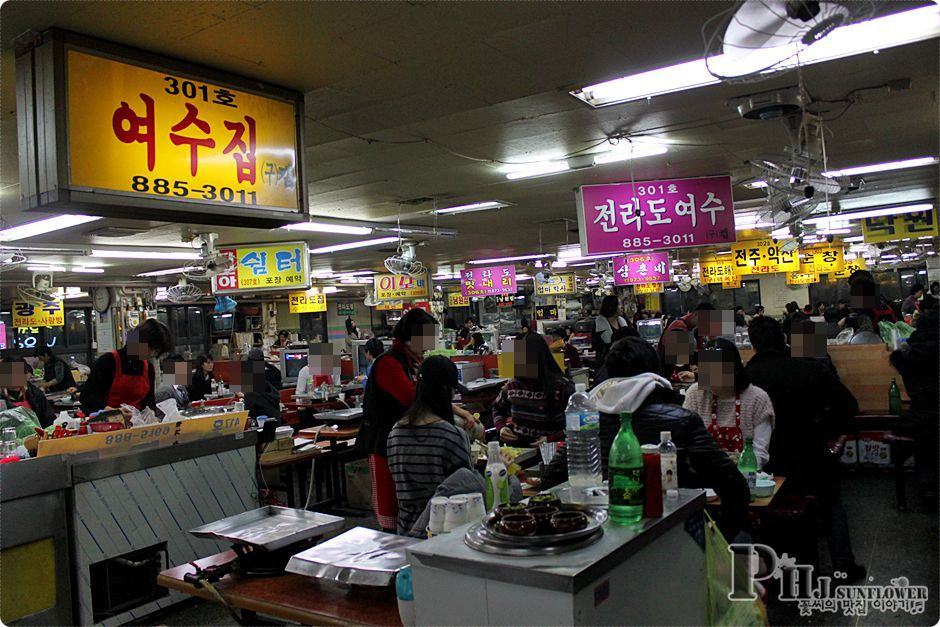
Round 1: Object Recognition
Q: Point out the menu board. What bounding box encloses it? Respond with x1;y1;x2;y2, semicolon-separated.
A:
212;241;310;294
613;252;670;286
800;242;845;275
288;291;327;313
447;292;471;308
461;266;516;297
535;273;576;295
699;254;737;284
731;239;800;275
12;301;64;328
577;176;736;255
862;209;938;243
374;273;430;301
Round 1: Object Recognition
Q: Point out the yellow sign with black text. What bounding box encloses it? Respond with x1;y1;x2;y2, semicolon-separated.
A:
447;292;471;308
288;291;327;313
67;49;300;211
732;239;800;275
535;273;576;295
800;242;845;275
634;282;664;294
832;258;867;280
375;301;404;311
374;273;430;301
787;271;819;286
862;210;938;243
12;301;64;328
699;254;737;284
722;276;742;289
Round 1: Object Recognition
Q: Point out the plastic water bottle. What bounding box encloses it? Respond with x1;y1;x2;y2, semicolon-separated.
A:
483;441;509;511
565;383;602;488
659;431;679;494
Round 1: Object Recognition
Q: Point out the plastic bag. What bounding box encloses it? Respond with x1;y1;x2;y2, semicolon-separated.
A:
704;512;767;627
0;406;43;444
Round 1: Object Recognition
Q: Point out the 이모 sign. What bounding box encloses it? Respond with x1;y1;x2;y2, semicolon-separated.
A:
731;239;800;275
576;176;736;256
374;273;430;301
862;209;938;243
288;291;327;313
447;292;471;308
613;252;671;286
16;30;306;227
212;241;310;294
535;273;576;295
13;301;64;328
461;266;517;297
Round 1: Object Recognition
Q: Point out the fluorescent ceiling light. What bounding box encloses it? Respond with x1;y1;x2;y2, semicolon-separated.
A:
136;267;187;277
553;260;568;268
468;253;553;265
338;277;373;284
27;265;66;272
335;270;376;277
0;215;102;242
93;249;201;260
805;203;934;226
309;236;399;255
743;180;768;189
434;201;507;215
822;156;939;178
321;286;341;294
816;228;853;235
593;143;667;165
72;266;105;274
503;161;570;180
844;236;865;243
571;5;940;107
281;221;373;235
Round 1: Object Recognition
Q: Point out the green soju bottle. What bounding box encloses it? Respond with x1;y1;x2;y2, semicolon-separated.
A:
738;437;757;500
888;378;902;415
608;412;644;524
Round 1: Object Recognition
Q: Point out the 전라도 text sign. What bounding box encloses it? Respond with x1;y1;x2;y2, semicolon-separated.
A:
461;266;516;298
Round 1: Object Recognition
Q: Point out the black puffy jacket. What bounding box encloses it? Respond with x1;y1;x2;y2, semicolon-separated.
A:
543;388;749;541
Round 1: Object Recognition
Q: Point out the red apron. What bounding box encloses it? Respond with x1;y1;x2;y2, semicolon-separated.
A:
105;351;151;410
707;393;744;453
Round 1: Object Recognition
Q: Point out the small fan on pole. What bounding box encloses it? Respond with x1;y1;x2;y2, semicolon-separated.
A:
165;278;203;304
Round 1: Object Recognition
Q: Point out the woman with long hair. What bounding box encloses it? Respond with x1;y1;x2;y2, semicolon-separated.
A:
387;356;472;535
188;354;214;402
682;337;774;466
492;332;575;445
593;294;628;364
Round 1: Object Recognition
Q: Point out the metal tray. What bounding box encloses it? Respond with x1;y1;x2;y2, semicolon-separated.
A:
464;522;604;557
189;507;345;552
286;526;420;587
316;408;363;422
482;505;607;545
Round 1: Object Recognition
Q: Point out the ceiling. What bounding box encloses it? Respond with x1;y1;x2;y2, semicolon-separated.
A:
0;0;937;287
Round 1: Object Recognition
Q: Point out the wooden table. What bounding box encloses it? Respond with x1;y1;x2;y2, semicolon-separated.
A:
707;476;786;508
158;550;402;626
296;424;363;508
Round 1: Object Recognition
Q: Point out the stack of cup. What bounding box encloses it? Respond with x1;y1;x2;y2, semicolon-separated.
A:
460;493;486;521
428;497;449;536
443;496;468;532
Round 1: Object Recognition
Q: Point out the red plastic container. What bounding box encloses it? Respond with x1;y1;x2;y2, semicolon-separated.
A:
641;445;663;518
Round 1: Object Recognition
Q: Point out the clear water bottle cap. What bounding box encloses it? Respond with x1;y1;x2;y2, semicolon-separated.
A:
574;383;587;393
660;431;672;442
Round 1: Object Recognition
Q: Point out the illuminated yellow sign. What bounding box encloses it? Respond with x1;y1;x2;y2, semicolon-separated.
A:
634;282;664;294
699;255;737;284
67;49;300;210
787;271;819;286
447;292;471;308
374;273;430;300
722;276;742;289
289;291;327;313
213;242;310;294
832;257;867;280
800;242;845;275
375;301;403;311
12;301;64;328
732;239;800;275
535;273;576;295
862;209;938;243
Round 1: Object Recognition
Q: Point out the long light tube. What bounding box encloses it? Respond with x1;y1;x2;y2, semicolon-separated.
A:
92;249;201;260
0;215;102;242
467;253;553;265
434;201;507;215
280;221;373;235
309;236;399;255
805;203;934;227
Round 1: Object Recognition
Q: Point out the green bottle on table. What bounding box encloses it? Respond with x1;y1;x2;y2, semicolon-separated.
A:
608;412;644;525
888;378;902;415
738;437;757;501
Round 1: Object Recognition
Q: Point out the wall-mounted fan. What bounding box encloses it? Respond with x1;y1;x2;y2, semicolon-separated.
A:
0;248;27;272
384;242;425;277
165;278;203;304
18;272;59;305
183;233;234;281
703;1;876;83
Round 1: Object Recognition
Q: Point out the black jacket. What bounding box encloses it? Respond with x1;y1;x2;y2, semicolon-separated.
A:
188;369;214;402
890;309;939;425
356;348;414;457
43;356;76;392
543;388;749;541
244;384;281;421
745;348;858;489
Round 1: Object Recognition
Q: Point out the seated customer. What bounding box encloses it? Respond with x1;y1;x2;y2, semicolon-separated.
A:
0;354;55;427
746;316;864;581
543;337;749;541
468;332;492;356
236;359;281;422
154;354;192;413
549;328;582;369
492;333;575;445
387;356;473;535
682;338;774;467
188;355;214;401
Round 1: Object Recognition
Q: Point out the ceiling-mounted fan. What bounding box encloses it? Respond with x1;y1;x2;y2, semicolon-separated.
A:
384;242;426;278
164;278;203;304
183;233;234;281
18;272;59;305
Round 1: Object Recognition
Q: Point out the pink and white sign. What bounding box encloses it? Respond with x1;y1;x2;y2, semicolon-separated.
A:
461;265;516;297
613;252;671;286
577;175;736;255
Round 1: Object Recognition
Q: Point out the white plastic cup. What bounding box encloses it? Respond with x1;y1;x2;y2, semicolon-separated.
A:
429;496;448;533
460;493;486;520
443;496;468;532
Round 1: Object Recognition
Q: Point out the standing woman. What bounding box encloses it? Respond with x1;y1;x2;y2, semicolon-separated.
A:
33;347;76;393
357;308;438;532
593;295;628;365
682;337;775;467
80;319;172;415
345;317;361;352
188;355;214;402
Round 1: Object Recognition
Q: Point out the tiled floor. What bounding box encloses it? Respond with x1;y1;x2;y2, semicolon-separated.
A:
145;472;937;626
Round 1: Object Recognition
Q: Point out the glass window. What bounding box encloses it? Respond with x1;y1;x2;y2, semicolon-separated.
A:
66;309;89;348
171;308;187;340
187;307;205;341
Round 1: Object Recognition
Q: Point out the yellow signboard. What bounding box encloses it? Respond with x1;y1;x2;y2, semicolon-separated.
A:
12;301;64;328
212;242;310;294
375;300;404;311
535;273;576;295
787;271;819;286
722;276;742;289
634;282;663;294
832;258;867;280
447;292;471;308
732;239;800;275
862;209;938;243
699;255;737;284
374;273;430;300
67;49;300;211
800;242;845;275
289;291;327;313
